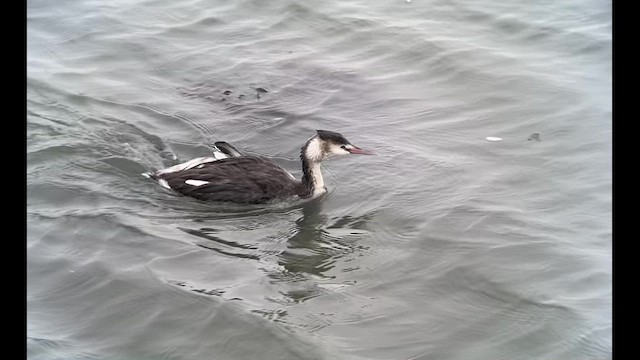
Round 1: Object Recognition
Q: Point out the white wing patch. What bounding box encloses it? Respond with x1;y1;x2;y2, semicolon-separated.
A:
185;179;209;187
156;157;218;175
158;179;171;190
212;150;229;160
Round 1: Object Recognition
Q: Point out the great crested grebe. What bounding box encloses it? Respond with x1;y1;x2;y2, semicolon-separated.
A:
144;130;372;204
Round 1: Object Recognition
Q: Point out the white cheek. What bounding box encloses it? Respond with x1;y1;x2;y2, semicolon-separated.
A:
329;144;350;156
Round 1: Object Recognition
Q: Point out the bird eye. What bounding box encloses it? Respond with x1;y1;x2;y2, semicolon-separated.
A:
340;145;347;150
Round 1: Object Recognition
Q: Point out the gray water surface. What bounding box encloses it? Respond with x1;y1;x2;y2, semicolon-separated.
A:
27;0;612;359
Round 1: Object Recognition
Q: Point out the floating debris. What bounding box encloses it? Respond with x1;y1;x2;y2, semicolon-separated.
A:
254;87;268;99
223;90;233;95
486;137;502;142
528;133;541;141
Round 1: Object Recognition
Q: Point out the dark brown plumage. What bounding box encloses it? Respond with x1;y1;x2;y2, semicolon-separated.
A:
159;156;302;203
146;130;372;204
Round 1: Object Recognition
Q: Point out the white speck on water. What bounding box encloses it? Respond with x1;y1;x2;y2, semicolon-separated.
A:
486;137;502;142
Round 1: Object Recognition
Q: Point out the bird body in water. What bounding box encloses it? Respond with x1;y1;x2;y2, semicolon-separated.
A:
144;130;372;204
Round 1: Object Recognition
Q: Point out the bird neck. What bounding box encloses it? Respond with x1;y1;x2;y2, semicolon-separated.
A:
300;138;325;197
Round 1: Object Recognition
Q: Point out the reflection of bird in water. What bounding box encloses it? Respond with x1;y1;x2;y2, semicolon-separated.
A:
279;201;373;278
278;200;330;278
274;201;375;303
272;200;334;303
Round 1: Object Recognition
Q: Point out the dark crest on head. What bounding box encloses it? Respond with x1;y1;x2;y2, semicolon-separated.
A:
315;130;350;145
